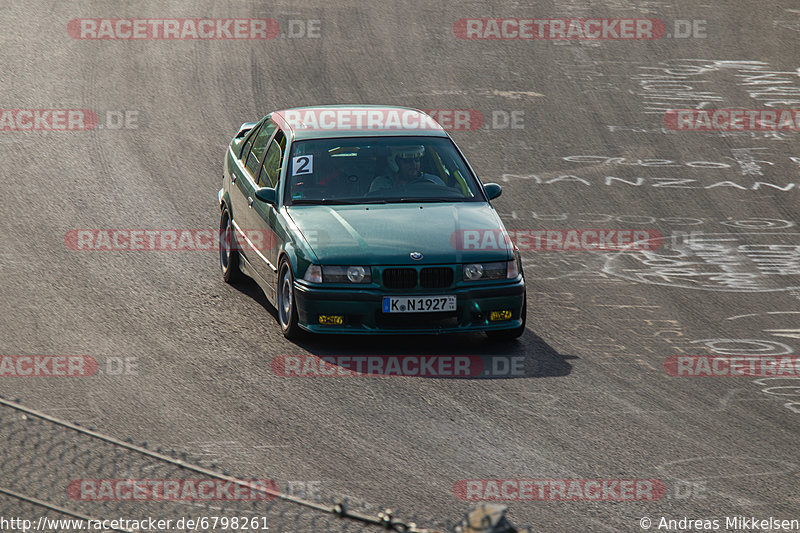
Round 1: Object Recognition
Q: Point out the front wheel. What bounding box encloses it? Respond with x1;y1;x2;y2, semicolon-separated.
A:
486;294;526;341
277;259;302;339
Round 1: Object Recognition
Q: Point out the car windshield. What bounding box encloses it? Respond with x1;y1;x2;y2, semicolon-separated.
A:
286;137;483;204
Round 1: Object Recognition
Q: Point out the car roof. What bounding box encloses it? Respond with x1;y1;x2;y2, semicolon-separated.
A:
270;105;449;141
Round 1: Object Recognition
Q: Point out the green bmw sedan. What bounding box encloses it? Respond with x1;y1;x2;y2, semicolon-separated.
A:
218;105;525;339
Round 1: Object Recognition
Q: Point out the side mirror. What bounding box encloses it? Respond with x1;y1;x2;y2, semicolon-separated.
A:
255;187;277;205
484;183;502;200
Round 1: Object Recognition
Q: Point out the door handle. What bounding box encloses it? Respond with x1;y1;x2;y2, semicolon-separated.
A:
248;197;254;208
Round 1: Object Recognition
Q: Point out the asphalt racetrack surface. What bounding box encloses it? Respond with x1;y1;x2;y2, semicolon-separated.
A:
1;1;799;531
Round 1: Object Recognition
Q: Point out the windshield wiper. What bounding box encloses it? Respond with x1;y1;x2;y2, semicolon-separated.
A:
392;197;453;203
291;198;362;205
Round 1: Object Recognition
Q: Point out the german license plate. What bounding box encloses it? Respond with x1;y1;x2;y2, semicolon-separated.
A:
382;296;456;313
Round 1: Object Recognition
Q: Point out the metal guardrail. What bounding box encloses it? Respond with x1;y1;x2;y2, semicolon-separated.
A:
0;397;451;532
0;397;529;532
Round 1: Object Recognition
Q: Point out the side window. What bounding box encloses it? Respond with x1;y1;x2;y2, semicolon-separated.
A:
239;123;261;160
245;121;277;176
258;130;286;188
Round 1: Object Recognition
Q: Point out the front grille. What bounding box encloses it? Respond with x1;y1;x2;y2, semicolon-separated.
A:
420;267;454;289
382;268;417;289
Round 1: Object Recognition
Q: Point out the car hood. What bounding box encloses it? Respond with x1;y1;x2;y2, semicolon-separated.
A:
286;203;512;265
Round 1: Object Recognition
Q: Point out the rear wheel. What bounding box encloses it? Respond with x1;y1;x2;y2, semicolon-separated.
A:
486;293;526;341
219;206;242;284
277;259;302;339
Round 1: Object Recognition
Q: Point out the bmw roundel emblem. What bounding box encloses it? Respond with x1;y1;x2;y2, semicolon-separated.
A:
410;252;423;260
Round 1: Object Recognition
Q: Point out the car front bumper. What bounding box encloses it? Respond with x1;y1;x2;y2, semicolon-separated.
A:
293;279;525;334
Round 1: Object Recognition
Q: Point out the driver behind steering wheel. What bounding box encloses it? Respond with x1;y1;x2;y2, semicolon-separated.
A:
368;145;445;193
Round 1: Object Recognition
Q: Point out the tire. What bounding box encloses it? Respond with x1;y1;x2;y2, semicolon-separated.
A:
486;293;526;341
219;206;242;284
277;259;302;339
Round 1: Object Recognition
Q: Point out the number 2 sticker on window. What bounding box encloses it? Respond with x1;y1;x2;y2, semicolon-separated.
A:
292;155;313;175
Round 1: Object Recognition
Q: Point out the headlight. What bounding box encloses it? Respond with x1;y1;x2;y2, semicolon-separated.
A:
463;263;484;280
346;266;367;283
322;266;372;283
463;261;516;281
